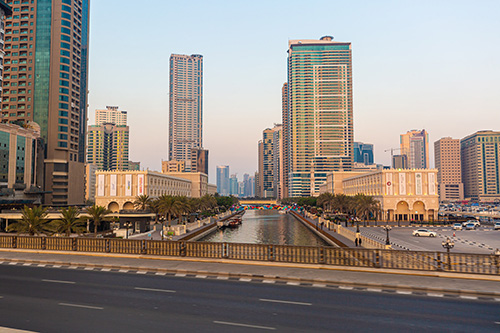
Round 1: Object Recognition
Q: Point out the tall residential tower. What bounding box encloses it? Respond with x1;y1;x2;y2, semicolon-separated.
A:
2;0;90;205
400;129;429;169
168;54;203;169
285;36;353;197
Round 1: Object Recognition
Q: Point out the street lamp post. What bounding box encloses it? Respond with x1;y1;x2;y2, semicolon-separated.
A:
441;237;455;271
383;225;392;249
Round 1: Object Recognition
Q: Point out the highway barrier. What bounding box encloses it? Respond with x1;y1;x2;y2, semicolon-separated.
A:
0;235;498;275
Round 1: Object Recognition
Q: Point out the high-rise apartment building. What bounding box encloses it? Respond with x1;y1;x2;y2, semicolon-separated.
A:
256;140;263;197
87;123;129;171
353;142;374;165
216;165;229;196
434;137;464;201
229;174;238;196
285;36;353;197
400;130;429;169
259;124;282;198
1;0;90;205
281;82;289;198
95;106;127;126
190;148;208;175
392;154;408;169
0;1;12;98
168;54;203;166
461;130;500;201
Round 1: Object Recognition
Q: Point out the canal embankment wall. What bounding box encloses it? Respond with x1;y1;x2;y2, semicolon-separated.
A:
290;211;344;247
179;211;244;241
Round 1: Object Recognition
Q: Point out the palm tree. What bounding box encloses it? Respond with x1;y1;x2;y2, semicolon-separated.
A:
85;204;112;235
317;193;335;213
7;205;51;236
133;194;151;210
52;206;86;236
173;196;191;224
354;194;380;225
147;198;161;224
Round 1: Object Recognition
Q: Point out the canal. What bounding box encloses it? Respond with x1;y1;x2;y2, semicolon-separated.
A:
199;210;329;246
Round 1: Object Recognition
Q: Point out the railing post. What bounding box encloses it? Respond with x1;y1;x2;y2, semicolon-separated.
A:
142;240;147;255
436;252;443;271
319;247;325;264
374;249;380;268
222;242;228;258
72;238;77;251
12;236;16;249
180;241;186;257
41;237;46;250
268;245;275;261
105;239;111;253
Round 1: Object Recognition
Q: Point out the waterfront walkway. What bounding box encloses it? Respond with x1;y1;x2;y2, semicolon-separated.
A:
0;249;499;299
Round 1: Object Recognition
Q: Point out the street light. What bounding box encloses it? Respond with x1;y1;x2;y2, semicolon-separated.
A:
441;237;455;271
124;222;133;239
383;225;392;249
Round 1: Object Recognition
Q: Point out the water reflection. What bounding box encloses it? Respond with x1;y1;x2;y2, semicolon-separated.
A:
199;210;328;246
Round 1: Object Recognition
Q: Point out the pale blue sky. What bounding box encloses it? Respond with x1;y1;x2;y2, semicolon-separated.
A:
88;0;500;183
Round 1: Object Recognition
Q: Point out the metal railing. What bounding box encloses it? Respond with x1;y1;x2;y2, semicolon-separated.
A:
0;235;498;275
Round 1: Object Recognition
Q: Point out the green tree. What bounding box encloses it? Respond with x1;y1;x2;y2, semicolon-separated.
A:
52;206;86;236
133;194;151;210
85;204;112;235
354;194;380;223
317;193;335;213
147;198;161;224
7;205;51;236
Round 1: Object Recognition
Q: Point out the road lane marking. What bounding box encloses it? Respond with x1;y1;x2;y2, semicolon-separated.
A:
42;279;75;285
8;262;18;265
101;268;111;272
240;278;252;282
59;303;103;310
495;322;500;325
428;293;444;297
214;321;276;330
0;326;37;332
262;280;275;284
136;271;147;274
84;267;94;271
118;269;129;273
367;288;382;292
259;298;312;306
52;265;62;268
195;275;207;279
396;291;412;295
22;263;32;266
155;272;166;276
217;276;228;280
339;286;354;290
313;284;326;288
286;281;300;286
460;295;478;300
134;287;176;293
175;273;186;277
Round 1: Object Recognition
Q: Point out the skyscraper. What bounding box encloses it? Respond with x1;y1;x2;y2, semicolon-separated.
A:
96;106;127;126
353;142;374;165
434;137;464;201
285;36;353;197
281;82;289;198
259;124;282;198
1;0;90;205
87;123;129;171
190;148;208;175
0;1;12;98
216;165;229;196
400;130;429;169
461;130;500;201
169;54;203;167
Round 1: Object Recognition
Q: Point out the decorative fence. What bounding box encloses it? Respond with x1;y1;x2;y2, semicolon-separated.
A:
0;235;499;275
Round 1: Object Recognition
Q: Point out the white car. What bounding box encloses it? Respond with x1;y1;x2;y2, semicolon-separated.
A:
413;229;437;237
494;222;500;230
462;220;480;228
452;223;462;230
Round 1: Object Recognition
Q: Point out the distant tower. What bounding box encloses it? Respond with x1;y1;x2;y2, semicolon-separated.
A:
286;36;353;197
434;137;464;201
400;130;429;169
169;54;203;166
216;165;230;195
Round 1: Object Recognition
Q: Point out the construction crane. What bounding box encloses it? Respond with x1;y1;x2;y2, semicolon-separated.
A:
384;148;401;157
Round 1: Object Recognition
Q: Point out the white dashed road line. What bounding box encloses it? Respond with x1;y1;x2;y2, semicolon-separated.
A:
213;321;276;330
42;279;75;284
59;302;103;310
134;287;176;293
259;298;312;306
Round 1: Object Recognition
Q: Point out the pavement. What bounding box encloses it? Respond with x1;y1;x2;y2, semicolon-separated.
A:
1;248;500;300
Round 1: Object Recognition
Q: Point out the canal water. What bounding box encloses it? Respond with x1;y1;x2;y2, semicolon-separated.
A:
199;210;329;246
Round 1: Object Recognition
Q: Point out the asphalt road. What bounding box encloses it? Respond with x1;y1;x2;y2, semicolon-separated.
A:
356;226;500;253
0;265;499;332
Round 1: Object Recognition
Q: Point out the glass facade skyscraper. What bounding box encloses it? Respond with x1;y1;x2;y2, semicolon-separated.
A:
169;54;203;167
353;142;374;165
2;0;90;205
216;165;229;196
285;36;353;197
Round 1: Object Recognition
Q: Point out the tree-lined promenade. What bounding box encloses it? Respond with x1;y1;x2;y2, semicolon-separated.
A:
4;194;239;237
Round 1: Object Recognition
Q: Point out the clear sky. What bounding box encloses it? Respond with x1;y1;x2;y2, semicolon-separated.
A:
88;0;500;183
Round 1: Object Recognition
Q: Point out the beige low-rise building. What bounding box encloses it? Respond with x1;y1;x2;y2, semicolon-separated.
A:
320;169;439;222
95;170;192;212
161;172;209;198
208;183;217;195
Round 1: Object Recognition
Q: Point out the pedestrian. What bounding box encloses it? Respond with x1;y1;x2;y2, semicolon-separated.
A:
358;237;362;247
355;238;359;247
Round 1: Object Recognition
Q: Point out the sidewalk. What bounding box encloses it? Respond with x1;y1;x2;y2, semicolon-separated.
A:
1;249;499;298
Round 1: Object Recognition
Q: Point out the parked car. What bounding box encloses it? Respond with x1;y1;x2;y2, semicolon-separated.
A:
412;229;437;237
465;223;477;230
452;223;463;230
494;222;500;230
462;220;480;228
